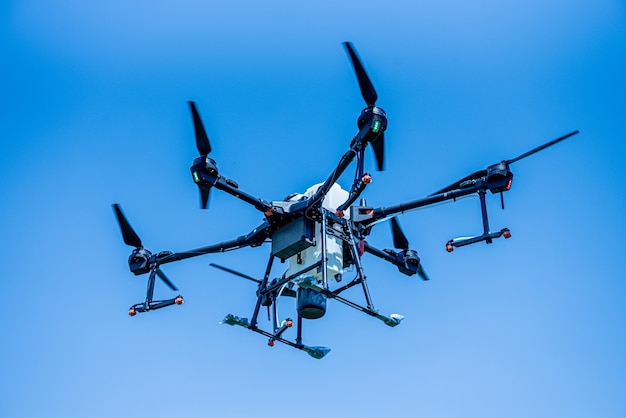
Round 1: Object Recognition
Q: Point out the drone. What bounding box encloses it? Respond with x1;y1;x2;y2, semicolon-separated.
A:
112;42;579;359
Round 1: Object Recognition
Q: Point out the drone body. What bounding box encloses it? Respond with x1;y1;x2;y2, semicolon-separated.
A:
112;42;579;359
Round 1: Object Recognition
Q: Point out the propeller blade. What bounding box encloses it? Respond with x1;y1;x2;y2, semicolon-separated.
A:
189;101;212;157
430;169;488;196
390;217;429;280
209;263;296;297
372;133;385;171
199;186;210;210
506;130;579;164
417;263;430;281
430;131;579;196
156;268;178;291
343;42;378;107
112;204;142;248
391;217;409;250
209;263;261;284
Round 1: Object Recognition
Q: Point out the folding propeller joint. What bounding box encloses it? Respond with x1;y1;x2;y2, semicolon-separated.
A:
350;204;375;226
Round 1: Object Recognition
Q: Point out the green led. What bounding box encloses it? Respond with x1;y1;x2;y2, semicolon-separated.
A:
193;172;200;183
372;120;381;133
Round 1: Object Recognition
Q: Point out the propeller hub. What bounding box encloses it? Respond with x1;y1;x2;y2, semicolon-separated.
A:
396;249;421;277
191;156;219;208
486;162;513;193
192;156;218;176
129;248;152;275
357;106;387;131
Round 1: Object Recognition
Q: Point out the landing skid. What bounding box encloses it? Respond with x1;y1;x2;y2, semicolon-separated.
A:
220;275;404;360
445;228;511;252
296;277;404;327
220;314;331;359
128;295;184;316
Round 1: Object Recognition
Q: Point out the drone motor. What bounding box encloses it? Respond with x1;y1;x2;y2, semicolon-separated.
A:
396;249;421;277
486;162;514;194
128;248;151;275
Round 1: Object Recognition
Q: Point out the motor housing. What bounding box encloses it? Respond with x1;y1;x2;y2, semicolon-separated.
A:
486;162;513;193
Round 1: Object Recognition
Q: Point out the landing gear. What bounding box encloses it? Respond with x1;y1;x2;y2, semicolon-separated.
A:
128;295;185;316
444;189;513;252
127;266;184;316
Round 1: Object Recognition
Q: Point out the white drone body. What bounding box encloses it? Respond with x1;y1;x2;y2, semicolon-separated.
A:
286;183;349;284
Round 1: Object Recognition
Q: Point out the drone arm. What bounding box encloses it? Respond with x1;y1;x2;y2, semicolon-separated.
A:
192;166;273;214
307;148;358;211
363;241;426;279
307;117;383;211
213;176;273;214
372;183;481;221
362;241;396;263
160;222;270;265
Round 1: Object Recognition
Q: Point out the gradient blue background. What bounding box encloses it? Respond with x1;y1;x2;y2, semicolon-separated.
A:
2;1;625;416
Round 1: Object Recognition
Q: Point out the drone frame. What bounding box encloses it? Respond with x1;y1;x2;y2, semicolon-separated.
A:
112;42;579;359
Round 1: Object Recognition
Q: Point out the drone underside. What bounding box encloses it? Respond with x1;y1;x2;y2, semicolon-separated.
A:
112;42;579;359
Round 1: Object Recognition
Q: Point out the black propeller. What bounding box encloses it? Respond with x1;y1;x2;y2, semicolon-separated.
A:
189;101;212;209
112;204;178;291
190;101;212;157
505;130;579;164
432;130;580;195
209;263;297;297
371;136;385;172
391;217;409;251
155;268;178;292
343;42;385;171
113;204;142;248
209;263;261;284
343;42;378;107
390;217;429;281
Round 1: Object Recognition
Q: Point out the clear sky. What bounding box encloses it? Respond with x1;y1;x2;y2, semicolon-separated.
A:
2;1;625;417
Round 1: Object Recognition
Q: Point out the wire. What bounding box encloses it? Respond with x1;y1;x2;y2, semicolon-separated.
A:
274;282;292;326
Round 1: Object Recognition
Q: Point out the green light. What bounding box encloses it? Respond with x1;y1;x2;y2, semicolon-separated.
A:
193;172;200;183
372;120;381;133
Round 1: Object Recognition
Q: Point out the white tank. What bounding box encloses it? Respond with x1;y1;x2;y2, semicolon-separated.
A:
287;183;348;283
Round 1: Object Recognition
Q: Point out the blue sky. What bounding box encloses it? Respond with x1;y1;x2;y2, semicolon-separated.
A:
2;1;625;416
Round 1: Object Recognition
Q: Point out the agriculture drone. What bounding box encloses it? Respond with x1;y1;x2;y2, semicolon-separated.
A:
112;42;579;359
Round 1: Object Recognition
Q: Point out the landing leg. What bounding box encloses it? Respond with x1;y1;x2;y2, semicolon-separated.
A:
478;189;492;243
296;314;303;346
347;226;375;311
250;253;274;329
